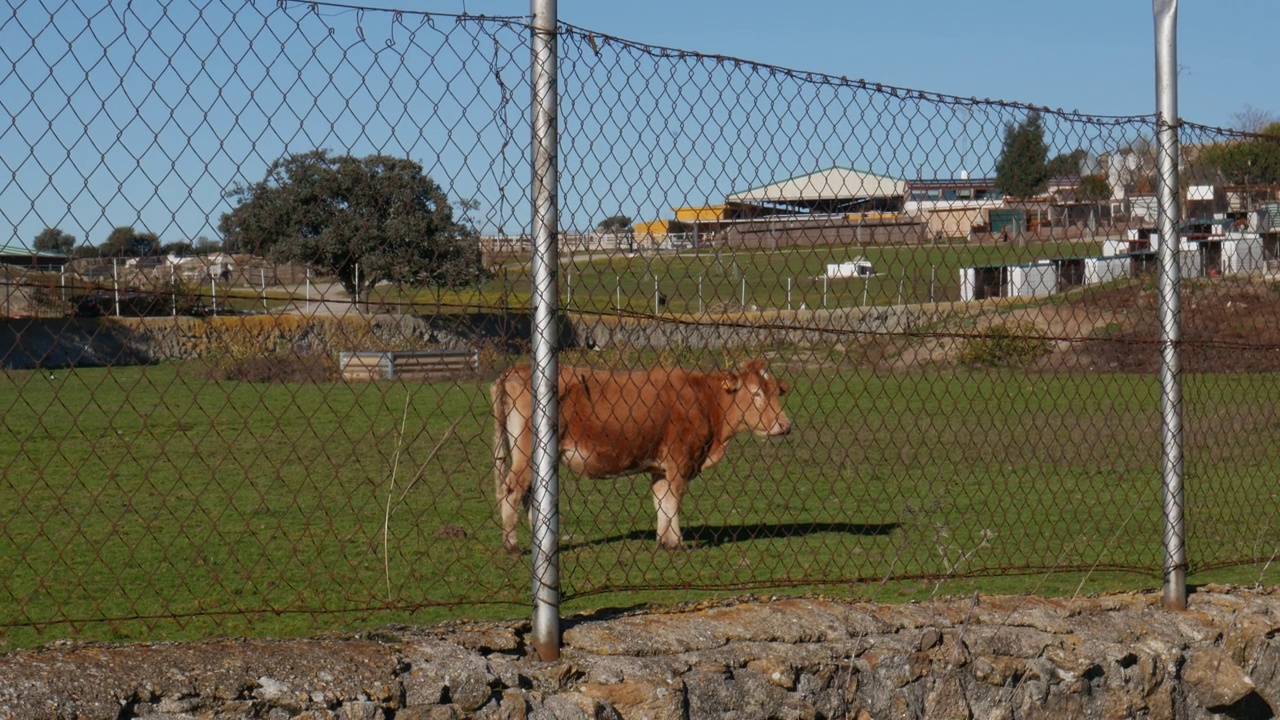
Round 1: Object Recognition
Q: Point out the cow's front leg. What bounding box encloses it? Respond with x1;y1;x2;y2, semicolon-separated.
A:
651;474;688;550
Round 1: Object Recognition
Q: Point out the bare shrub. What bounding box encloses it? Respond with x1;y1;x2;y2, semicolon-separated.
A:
210;353;337;383
956;321;1049;368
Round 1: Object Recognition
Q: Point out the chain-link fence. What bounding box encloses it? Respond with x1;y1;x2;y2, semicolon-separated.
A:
4;0;1280;648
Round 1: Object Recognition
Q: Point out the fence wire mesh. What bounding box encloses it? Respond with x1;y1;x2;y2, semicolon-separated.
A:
3;0;1280;646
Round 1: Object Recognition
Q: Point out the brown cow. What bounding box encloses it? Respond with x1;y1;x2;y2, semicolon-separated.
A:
490;359;792;552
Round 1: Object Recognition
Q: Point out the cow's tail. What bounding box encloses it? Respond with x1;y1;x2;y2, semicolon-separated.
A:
490;369;512;501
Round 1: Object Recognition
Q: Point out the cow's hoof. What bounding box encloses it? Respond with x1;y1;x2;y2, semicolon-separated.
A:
503;544;522;557
658;542;689;552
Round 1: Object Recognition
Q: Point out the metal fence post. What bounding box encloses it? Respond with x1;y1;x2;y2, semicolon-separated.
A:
529;0;562;661
1153;0;1187;611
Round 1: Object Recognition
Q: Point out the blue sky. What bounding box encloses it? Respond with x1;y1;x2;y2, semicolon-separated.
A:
2;0;1276;248
421;0;1279;129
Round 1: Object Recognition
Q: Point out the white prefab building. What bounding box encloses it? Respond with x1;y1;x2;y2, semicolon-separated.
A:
959;261;1057;301
1211;232;1266;275
825;258;874;278
1105;226;1266;278
1083;256;1132;285
1007;262;1058;298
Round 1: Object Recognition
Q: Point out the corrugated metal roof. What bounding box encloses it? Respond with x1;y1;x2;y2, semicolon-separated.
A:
909;177;998;189
727;166;907;204
0;244;66;259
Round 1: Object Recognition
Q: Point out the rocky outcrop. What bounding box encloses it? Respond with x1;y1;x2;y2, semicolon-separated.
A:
4;587;1280;719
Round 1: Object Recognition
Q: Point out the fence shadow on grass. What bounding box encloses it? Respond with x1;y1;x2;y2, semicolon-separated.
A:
1;318;153;370
567;521;899;551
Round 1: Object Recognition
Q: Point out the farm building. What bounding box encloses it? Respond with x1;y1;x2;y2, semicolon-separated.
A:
1083;256;1139;285
0;245;66;270
963;216;1271;302
825;257;875;279
632;219;671;247
705;167;920;248
1105;223;1267;277
959;260;1058;301
904;176;1005;239
643;167;932;251
727;166;907;214
666;202;778;246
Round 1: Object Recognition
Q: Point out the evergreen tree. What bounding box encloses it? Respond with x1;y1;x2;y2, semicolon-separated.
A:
995;112;1050;199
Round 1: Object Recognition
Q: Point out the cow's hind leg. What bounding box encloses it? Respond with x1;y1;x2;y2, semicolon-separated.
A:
493;374;528;554
651;474;688;550
497;414;533;555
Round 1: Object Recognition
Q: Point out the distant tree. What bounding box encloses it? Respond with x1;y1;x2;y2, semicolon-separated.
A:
1076;174;1112;204
71;244;100;260
1230;105;1279;134
161;240;193;256
994;112;1050;199
1196;122;1280;186
1046;149;1088;178
99;226;162;257
32;227;76;255
219;149;485;300
192;236;223;254
596;214;634;233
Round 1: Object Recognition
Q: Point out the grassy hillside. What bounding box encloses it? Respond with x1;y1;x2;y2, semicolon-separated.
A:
376;239;1105;315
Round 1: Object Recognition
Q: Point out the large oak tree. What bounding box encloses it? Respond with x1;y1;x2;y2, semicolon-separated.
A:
32;227;76;255
219;150;485;301
99;226;162;257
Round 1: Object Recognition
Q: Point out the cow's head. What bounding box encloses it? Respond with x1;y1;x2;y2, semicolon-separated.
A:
723;359;792;437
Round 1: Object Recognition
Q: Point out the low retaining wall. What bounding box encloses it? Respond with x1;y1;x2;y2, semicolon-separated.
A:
569;305;947;352
0;315;483;370
1;307;956;371
4;587;1280;719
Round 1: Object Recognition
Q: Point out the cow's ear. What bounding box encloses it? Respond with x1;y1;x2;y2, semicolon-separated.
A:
777;378;790;395
722;372;741;393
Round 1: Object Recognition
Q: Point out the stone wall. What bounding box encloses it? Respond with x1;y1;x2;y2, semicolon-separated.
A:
568;305;943;353
4;587;1280;719
0;306;958;371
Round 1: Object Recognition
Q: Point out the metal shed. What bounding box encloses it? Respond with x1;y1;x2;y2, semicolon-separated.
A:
727;166;907;213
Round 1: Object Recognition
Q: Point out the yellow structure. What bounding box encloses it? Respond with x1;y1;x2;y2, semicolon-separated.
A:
673;205;732;223
669;202;775;244
633;218;673;246
637;202;782;248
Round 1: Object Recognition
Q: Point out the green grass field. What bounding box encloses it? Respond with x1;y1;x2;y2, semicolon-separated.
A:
376;239;1105;316
5;358;1280;649
53;239;1105;319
